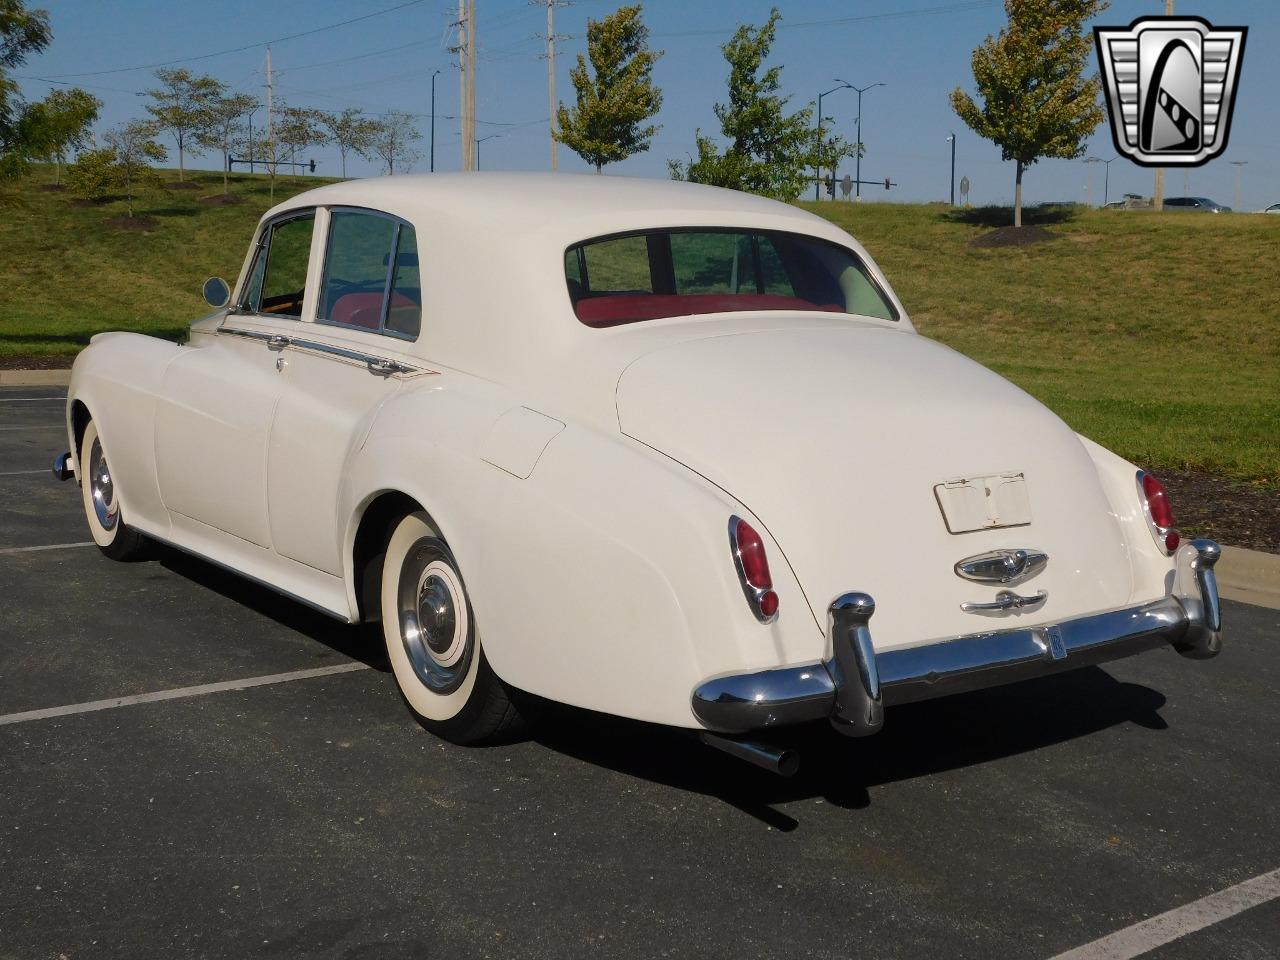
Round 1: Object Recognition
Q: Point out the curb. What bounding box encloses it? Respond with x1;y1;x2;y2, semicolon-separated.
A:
1217;545;1280;611
0;370;71;386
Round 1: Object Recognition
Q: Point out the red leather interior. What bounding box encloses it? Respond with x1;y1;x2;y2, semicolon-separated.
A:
574;293;841;327
330;292;417;330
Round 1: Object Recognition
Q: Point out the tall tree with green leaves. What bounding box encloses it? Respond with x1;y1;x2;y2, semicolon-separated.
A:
318;107;377;178
145;67;223;182
197;91;257;196
368;111;421;176
1;1;99;180
555;4;662;173
951;0;1107;227
24;87;100;182
102;120;166;217
668;8;852;201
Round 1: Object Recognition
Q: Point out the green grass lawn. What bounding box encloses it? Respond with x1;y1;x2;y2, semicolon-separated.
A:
0;166;1276;483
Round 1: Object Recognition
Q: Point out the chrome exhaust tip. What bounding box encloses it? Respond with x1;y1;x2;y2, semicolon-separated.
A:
700;732;799;777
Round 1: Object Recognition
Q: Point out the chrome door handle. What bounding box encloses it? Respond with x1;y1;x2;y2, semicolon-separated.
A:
367;358;409;376
960;589;1048;612
268;334;290;349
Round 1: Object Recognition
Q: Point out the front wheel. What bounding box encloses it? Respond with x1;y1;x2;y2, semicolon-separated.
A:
379;512;521;744
78;419;147;561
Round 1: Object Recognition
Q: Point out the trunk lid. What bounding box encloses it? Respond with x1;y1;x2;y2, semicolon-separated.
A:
616;324;1133;650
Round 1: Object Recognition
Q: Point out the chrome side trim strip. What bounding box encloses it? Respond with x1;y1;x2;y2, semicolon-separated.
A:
217;326;425;376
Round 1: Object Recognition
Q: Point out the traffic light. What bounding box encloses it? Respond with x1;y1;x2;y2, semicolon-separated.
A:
309;158;317;174
884;177;891;190
825;175;834;198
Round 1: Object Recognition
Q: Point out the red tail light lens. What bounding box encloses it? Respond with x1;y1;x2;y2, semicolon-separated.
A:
730;516;779;623
1137;471;1180;554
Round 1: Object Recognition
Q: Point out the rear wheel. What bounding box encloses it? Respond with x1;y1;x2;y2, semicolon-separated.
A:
379;511;521;744
78;419;147;561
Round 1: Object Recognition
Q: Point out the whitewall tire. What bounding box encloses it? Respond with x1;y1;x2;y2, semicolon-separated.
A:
78;419;146;561
379;511;521;743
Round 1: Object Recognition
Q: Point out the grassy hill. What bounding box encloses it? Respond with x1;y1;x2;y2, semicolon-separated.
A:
0;166;1276;483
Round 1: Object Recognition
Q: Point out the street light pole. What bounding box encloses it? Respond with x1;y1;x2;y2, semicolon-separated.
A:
430;69;440;172
1230;160;1247;211
947;132;956;205
814;80;852;201
851;81;885;201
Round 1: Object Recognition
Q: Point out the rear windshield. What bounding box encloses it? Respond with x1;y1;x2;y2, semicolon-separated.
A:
565;228;898;327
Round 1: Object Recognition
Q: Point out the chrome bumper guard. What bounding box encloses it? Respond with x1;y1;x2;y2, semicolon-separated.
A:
692;539;1223;737
52;452;75;482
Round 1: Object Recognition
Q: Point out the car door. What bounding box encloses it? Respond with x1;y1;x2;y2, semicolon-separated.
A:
154;209;316;547
265;207;428;576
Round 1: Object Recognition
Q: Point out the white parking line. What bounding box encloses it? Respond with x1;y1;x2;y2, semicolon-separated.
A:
0;662;372;726
0;469;50;476
0;424;63;431
0;397;66;402
0;541;94;555
1049;867;1280;959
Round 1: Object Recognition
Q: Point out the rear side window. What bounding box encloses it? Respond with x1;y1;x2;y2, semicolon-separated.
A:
257;213;315;318
317;209;421;339
566;228;898;327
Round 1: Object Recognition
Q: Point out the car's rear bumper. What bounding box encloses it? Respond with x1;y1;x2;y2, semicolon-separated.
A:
691;539;1223;736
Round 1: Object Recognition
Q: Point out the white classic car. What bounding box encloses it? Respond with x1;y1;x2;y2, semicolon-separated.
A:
55;173;1222;774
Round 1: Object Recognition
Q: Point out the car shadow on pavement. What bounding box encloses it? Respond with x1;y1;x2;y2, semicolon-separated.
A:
155;545;391;671
527;667;1168;831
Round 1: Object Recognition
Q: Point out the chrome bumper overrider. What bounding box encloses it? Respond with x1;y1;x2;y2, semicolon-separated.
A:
692;539;1223;737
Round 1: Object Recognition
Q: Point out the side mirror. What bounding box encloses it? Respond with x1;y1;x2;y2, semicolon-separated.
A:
203;277;231;308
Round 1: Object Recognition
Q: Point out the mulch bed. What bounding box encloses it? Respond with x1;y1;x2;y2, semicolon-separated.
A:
68;197;108;207
165;181;203;190
103;215;158;231
969;225;1058;248
36;183;66;192
0;355;74;369
1160;469;1279;554
198;193;246;205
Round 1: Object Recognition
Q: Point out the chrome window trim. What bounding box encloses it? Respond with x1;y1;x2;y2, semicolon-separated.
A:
315;205;421;342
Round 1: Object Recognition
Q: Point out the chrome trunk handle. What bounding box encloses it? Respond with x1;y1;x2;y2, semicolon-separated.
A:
960;589;1048;613
367;358;410;376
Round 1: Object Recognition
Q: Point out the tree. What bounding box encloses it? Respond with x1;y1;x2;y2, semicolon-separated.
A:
197;91;256;196
145;67;223;182
26;87;100;182
368;112;421;175
65;146;117;200
258;105;323;202
951;0;1108;227
555;4;662;173
668;8;852;201
318;107;376;178
102;120;166;217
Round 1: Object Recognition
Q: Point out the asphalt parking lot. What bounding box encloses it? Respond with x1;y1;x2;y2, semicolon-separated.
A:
2;382;1278;960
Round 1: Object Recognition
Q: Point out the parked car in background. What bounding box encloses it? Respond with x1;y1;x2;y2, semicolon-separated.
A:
54;173;1225;776
1164;196;1231;212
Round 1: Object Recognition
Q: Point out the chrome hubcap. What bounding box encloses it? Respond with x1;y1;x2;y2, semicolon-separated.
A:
397;540;471;694
88;438;118;531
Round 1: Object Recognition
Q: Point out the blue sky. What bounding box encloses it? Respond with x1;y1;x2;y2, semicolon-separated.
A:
16;0;1278;209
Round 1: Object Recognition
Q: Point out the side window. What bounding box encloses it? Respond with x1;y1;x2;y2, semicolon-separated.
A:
386;226;421;338
239;242;268;312
318;211;397;330
259;213;315;318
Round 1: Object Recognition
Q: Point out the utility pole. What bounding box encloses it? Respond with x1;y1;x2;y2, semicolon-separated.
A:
452;1;475;170
852;81;885;201
1153;0;1173;211
1231;160;1247;211
430;69;440;172
947;132;956;205
265;46;275;183
535;0;569;170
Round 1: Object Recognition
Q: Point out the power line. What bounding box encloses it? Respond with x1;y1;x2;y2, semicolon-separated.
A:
650;1;998;39
36;0;430;79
